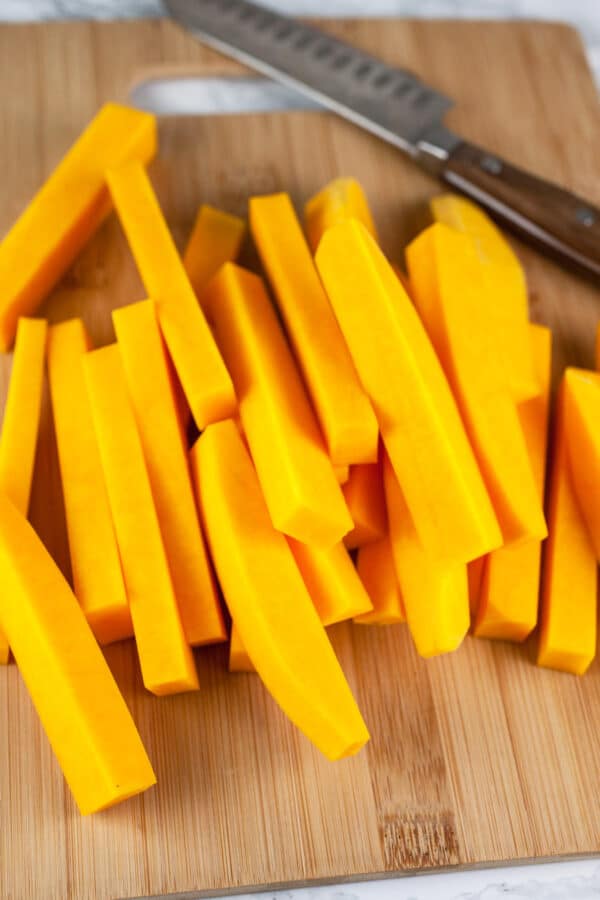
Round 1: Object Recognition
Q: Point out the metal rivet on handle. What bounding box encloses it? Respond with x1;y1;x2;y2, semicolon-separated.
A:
480;155;503;175
576;206;595;227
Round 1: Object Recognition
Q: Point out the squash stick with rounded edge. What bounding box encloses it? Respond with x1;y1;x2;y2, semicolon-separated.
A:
106;163;236;430
84;345;199;696
250;192;378;467
183;205;246;297
191;419;369;760
47;319;132;646
0;103;156;351
304;177;378;253
232;539;373;673
0;318;47;516
564;368;600;560
204;263;352;549
316;219;501;565
0;317;47;663
304;182;385;545
430;194;536;403
384;453;469;657
355;535;406;625
538;380;597;675
113;300;225;646
407;223;546;547
475;324;552;642
0;494;156;815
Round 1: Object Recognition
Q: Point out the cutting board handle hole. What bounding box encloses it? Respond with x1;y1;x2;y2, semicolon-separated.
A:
129;73;320;115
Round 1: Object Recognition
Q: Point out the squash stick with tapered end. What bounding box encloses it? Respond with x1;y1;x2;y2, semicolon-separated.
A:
191;419;369;760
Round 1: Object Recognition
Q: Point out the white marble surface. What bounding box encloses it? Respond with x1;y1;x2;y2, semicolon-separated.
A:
4;1;600;898
234;861;600;899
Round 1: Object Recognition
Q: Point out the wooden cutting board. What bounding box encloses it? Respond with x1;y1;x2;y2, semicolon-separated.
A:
1;16;600;900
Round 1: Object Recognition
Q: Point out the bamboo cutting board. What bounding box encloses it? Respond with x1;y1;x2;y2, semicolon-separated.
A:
1;16;600;900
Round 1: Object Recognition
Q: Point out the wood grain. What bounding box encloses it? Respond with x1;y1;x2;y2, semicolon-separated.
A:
0;17;599;900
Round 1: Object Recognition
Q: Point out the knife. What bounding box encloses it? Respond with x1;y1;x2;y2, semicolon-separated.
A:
165;0;600;278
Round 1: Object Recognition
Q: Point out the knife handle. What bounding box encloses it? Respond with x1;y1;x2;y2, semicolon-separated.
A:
441;141;600;278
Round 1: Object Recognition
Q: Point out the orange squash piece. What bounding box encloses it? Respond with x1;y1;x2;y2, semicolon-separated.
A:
596;324;600;370
0;317;47;663
407;223;546;547
475;325;552;641
183;204;246;297
384;453;469;657
0;104;156;351
430;194;536;402
315;219;501;564
0;318;47;516
232;538;372;672
84;345;198;696
311;173;405;306
106;163;236;430
0;494;156;814
47;319;131;646
204;263;351;549
288;538;372;625
0;317;46;523
564;367;600;559
467;558;485;617
334;464;350;485
191;419;369;760
354;535;406;625
343;458;387;550
113;300;225;645
229;624;255;672
250;193;378;466
538;380;597;675
304;177;378;253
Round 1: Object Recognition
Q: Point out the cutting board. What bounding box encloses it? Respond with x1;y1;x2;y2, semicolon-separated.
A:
1;16;600;900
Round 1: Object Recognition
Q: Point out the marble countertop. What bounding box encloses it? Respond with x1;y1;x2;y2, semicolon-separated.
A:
238;860;600;900
3;2;600;899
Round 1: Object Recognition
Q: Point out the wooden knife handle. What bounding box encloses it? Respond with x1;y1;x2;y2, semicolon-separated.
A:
442;141;600;278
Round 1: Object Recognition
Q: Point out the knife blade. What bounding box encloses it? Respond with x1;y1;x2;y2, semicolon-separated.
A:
165;0;600;279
